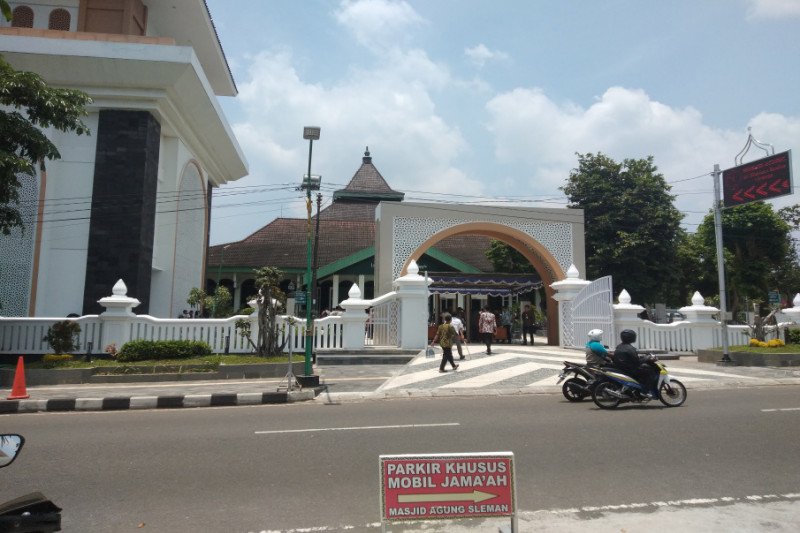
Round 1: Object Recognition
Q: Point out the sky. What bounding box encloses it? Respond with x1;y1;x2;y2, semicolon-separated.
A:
205;0;800;246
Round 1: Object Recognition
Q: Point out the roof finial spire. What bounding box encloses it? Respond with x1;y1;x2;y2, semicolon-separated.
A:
363;146;372;163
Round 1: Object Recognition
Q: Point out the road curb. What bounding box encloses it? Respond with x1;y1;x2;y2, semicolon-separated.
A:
0;390;309;414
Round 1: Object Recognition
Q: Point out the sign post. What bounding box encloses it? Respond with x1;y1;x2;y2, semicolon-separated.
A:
379;452;516;531
714;148;793;364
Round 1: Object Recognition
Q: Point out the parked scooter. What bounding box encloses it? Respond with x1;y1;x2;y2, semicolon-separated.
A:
0;434;62;532
556;361;606;402
590;354;687;409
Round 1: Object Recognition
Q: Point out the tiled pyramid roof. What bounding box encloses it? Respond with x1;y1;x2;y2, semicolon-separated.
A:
332;147;404;202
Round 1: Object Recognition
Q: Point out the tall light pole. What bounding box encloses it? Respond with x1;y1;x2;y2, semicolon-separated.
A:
312;192;322;316
300;126;321;383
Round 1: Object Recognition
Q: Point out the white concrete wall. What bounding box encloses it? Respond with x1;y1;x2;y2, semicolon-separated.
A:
149;137;207;318
35;112;99;317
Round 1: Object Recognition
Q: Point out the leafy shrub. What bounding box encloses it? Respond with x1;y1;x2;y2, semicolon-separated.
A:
42;353;73;368
116;340;213;362
43;320;81;354
786;329;800;345
236;307;255;316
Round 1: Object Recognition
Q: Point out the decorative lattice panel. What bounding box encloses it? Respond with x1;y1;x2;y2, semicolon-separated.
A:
0;173;39;316
392;216;573;280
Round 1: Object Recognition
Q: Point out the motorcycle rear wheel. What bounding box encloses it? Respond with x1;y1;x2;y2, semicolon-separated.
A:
592;381;621;409
562;378;588;402
658;379;687;407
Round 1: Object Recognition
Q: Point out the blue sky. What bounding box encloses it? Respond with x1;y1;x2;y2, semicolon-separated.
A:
206;0;800;245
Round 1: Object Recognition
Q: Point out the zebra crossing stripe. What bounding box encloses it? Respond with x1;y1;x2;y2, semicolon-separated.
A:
441;362;563;389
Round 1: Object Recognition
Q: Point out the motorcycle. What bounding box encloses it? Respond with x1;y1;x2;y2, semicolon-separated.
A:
590;355;687;409
0;434;62;532
555;361;606;402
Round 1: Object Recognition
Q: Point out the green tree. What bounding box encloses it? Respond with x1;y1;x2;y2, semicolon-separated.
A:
187;287;207;316
186;286;233;318
1;54;91;234
484;239;534;273
235;267;288;357
210;285;233;317
560;152;683;304
693;202;792;319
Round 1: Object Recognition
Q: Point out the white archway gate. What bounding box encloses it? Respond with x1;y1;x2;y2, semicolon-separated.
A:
374;202;586;345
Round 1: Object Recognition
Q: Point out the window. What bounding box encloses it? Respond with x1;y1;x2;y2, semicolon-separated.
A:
48;9;71;31
11;6;34;28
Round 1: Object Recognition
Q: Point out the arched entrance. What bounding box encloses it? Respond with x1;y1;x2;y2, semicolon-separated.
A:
375;202;585;346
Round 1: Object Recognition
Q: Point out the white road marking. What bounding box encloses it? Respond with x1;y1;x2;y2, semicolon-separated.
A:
537;491;800;515
441;362;562;388
761;407;800;412
380;354;520;390
254;422;459;435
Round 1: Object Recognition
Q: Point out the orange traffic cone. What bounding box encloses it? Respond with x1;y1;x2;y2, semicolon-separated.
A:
7;356;30;400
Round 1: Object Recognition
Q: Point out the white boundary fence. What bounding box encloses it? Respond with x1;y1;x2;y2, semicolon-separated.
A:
551;266;793;352
1;262;432;356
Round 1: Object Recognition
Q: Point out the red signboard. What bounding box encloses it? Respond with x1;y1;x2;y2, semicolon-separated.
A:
379;452;515;522
723;150;793;208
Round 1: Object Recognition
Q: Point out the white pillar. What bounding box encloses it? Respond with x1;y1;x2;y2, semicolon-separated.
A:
781;294;800;324
339;283;370;349
98;279;140;351
613;289;646;325
678;291;721;349
358;275;365;295
332;274;340;307
549;264;591;348
393;260;431;350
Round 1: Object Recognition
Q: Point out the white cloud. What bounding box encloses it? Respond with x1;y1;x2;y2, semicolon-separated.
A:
218;48;475;230
465;43;510;68
334;0;426;50
485;86;799;228
746;0;800;18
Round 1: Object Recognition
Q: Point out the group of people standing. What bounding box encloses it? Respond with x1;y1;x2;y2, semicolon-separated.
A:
430;304;541;373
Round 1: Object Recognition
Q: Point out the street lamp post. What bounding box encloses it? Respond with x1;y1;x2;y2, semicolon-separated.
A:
300;126;321;385
311;192;322;316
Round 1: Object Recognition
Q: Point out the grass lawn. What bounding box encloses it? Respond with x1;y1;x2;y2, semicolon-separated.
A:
21;354;297;370
727;344;800;353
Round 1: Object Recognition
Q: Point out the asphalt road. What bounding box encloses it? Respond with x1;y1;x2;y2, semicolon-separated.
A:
1;386;799;532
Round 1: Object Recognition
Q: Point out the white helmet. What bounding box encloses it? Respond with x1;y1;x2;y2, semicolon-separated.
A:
587;329;603;341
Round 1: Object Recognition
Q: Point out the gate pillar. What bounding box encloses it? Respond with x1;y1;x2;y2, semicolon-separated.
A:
550;265;590;348
393;260;431;350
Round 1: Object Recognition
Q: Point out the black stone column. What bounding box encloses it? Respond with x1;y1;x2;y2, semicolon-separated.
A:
82;110;160;315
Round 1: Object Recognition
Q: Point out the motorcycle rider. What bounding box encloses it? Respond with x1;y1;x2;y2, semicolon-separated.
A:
612;329;658;398
585;329;613;367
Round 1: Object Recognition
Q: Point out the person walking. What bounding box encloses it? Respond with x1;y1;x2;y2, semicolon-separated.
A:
500;307;512;343
431;313;459;373
521;304;535;345
478;306;497;355
450;311;466;360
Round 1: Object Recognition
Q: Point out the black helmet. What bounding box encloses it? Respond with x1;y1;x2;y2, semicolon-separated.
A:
620;329;637;343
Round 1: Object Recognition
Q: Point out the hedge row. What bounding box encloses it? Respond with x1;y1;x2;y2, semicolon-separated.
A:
787;329;800;345
117;340;213;362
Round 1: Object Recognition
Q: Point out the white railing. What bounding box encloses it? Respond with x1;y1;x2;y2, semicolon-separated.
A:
0;315;103;355
632;322;697;352
0;313;344;355
628;322;780;353
275;315;344;353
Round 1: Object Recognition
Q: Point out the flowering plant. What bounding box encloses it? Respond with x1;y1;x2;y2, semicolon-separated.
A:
104;343;118;357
